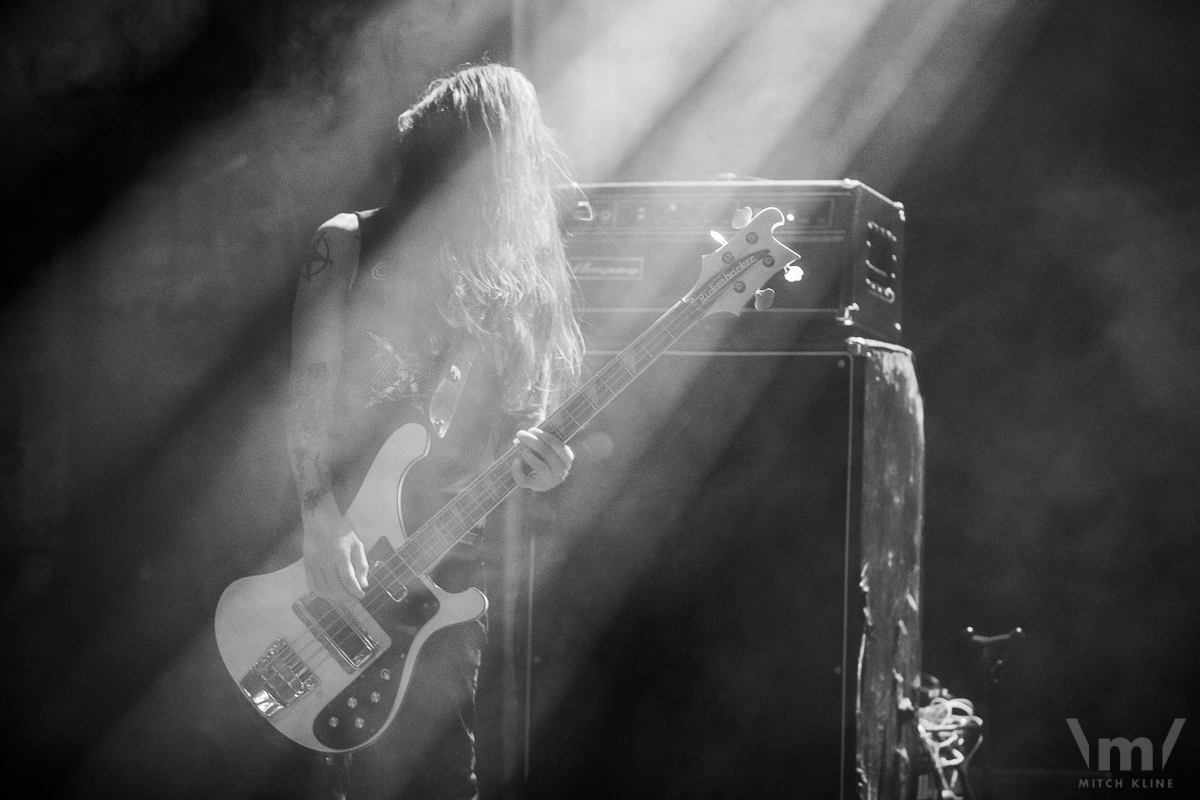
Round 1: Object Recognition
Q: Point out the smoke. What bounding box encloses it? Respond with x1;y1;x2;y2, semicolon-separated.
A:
2;1;515;795
916;141;1200;770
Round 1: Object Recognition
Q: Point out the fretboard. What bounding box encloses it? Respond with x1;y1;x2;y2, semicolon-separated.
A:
382;238;777;585
383;298;703;582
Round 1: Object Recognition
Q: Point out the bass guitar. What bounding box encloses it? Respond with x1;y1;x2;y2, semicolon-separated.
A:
214;206;801;752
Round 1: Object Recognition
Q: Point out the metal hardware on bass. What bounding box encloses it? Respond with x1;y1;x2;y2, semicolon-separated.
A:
214;208;800;753
565;180;905;351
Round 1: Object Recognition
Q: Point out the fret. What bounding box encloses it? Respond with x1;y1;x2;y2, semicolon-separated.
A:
400;537;430;569
581;381;605;411
454;496;485;527
461;489;492;518
541;415;568;442
615;352;640;383
442;506;470;535
564;390;598;422
473;462;513;501
561;399;594;431
432;510;458;542
388;551;417;584
545;402;586;442
373;562;407;598
430;528;458;556
456;483;488;512
599;360;638;395
407;539;441;576
539;417;568;443
478;476;510;507
424;515;452;544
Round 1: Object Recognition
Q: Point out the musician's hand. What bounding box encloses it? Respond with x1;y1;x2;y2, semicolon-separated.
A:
303;514;369;602
511;427;574;492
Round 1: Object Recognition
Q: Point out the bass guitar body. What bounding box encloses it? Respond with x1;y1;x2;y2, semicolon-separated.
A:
216;206;801;754
214;422;487;753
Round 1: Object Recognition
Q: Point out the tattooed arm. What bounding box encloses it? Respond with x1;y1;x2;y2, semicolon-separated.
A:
288;213;370;602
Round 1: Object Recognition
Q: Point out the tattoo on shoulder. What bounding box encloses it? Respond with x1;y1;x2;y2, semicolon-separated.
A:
302;231;334;281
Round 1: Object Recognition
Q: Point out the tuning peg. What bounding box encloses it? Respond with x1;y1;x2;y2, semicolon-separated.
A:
731;206;752;230
753;287;775;310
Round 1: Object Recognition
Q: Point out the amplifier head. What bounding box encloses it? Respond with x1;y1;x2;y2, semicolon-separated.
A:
563;180;904;351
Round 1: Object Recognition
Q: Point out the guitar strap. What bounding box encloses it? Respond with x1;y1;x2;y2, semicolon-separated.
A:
428;335;480;439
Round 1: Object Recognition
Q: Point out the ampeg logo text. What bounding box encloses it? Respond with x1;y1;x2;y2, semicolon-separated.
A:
570;257;643;280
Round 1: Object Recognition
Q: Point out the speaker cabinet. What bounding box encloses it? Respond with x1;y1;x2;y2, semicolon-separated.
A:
499;341;923;800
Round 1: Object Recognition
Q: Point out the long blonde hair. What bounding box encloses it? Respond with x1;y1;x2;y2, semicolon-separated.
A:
390;63;583;417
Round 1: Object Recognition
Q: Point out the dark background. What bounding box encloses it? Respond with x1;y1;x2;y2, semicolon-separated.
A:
1;0;1197;797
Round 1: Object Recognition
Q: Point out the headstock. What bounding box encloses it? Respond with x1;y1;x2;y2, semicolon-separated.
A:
685;207;802;319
